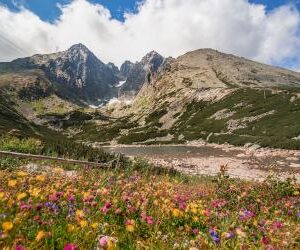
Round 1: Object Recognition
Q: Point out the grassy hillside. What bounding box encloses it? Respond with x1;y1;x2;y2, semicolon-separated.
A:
111;88;300;149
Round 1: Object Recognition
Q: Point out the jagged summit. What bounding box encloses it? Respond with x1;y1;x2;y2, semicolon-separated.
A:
67;43;90;52
118;51;164;95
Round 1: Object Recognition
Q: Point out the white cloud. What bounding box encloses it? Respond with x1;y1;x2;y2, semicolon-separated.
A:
0;0;300;69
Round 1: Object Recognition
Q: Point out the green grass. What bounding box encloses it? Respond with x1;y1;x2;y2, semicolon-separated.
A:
172;88;300;149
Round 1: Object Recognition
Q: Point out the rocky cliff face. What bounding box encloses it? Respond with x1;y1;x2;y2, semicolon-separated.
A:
0;44;119;104
119;51;164;95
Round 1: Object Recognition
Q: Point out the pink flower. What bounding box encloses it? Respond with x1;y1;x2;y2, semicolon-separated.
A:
261;236;269;245
115;208;122;215
99;236;108;248
16;245;25;250
147;216;154;225
101;202;112;214
63;243;78;250
49;193;58;202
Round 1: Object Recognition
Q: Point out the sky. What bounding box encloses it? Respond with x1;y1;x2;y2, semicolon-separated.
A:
0;0;300;71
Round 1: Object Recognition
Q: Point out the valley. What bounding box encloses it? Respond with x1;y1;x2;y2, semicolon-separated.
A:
1;44;300;249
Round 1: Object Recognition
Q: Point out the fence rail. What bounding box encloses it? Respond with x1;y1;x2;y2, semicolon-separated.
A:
0;150;113;168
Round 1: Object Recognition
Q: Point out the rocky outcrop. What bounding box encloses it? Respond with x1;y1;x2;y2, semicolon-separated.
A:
0;44;119;103
119;51;164;95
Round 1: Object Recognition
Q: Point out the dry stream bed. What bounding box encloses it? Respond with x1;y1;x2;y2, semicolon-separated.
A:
103;143;300;182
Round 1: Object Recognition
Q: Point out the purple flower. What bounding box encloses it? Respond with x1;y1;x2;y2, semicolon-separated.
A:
209;229;220;244
225;231;235;239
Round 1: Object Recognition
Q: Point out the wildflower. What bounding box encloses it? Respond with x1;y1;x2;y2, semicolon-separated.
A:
115;208;122;215
193;216;199;222
2;221;13;232
17;193;27;201
8;179;17;187
209;229;220;244
240;209;255;220
261;236;270;245
91;223;99;229
16;245;25;250
192;228;199;235
99;236;108;248
36;231;46;241
147;216;154;225
236;228;246;238
30;188;41;197
35;175;45;182
68;194;75;202
75;210;85;218
67;224;76;232
172;209;183;218
101;202;112;214
0;192;4;200
201;209;209;217
17;171;28;177
224;232;235;239
64;243;78;250
98;235;117;250
125;219;135;232
79;220;88;228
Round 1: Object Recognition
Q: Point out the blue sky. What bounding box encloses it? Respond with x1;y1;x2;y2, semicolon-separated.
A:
1;0;299;22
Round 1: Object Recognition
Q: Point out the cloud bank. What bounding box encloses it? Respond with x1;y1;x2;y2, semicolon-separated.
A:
0;0;300;69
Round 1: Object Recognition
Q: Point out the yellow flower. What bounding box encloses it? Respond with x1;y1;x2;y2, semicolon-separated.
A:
0;192;5;200
8;179;17;187
76;210;85;218
91;223;99;229
17;171;28;177
17;192;27;201
191;207;198;214
35;175;45;182
2;221;13;232
30;188;41;197
67;224;76;232
172;208;183;218
36;231;46;241
107;239;116;250
79;220;88;228
293;191;299;196
126;220;136;232
126;224;135;232
193;216;199;222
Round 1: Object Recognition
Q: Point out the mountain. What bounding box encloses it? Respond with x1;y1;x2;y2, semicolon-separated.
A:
0;43;119;104
101;49;300;149
1;45;300;149
119;51;164;95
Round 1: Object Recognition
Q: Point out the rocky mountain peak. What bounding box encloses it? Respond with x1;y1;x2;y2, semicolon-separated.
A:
120;61;135;78
141;51;164;71
67;43;91;54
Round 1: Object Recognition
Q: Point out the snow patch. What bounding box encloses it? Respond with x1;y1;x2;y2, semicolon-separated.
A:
116;80;126;87
107;97;133;106
89;104;103;109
